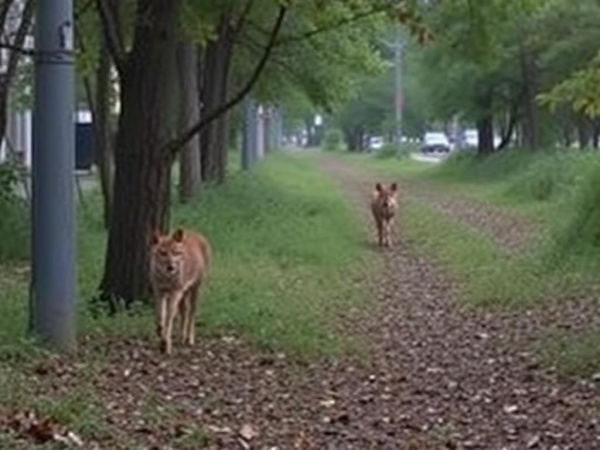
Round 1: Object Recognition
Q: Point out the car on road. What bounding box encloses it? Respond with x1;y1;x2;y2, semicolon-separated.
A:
421;132;451;153
464;129;478;148
369;136;384;151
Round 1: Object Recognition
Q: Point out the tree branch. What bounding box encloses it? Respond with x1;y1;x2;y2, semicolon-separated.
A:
0;0;14;32
95;0;126;74
231;0;256;35
164;5;288;157
3;0;33;80
0;40;34;57
247;5;386;48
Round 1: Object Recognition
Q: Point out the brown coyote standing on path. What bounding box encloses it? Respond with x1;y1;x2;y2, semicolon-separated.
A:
371;182;398;248
150;228;211;355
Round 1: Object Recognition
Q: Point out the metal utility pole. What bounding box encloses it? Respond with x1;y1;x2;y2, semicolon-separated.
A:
242;98;258;170
381;27;404;148
393;27;404;146
31;0;76;350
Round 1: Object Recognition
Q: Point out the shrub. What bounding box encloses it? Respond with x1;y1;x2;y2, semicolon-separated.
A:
0;162;29;261
374;143;417;160
323;129;343;152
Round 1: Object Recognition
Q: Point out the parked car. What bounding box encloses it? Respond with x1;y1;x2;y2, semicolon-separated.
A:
421;132;451;153
464;129;478;148
369;136;384;150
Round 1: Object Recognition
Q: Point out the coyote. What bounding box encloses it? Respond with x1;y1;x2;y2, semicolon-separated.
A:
371;182;398;248
150;228;211;354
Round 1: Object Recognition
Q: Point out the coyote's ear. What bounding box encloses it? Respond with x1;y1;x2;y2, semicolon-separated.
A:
390;182;398;192
172;228;184;243
375;183;382;192
151;229;161;246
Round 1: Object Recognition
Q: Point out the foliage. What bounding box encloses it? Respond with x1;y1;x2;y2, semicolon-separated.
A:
539;51;600;118
0;162;20;203
328;0;600;152
0;163;28;261
323;128;344;151
236;0;389;113
374;143;398;159
373;142;415;160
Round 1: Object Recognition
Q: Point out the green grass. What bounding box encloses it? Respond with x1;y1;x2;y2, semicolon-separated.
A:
171;152;367;356
0;199;29;261
537;327;600;379
401;199;552;308
1;151;368;357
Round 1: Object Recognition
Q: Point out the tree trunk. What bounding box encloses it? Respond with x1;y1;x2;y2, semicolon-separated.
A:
95;34;114;229
593;119;600;150
577;115;591;149
177;41;202;202
520;46;539;150
0;0;14;145
562;115;573;148
357;127;365;152
476;90;494;155
264;107;272;153
100;0;180;307
497;101;518;151
200;14;233;184
477;115;494;155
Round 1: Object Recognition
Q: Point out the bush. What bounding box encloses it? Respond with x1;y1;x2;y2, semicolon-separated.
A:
374;143;417;160
323;129;343;152
0;163;29;261
552;162;600;254
503;152;596;202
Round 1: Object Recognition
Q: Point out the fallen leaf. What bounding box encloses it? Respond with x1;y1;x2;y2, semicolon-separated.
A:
239;423;259;441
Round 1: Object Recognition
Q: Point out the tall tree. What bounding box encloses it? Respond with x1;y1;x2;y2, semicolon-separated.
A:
177;41;202;202
97;0;288;305
97;0;182;306
199;11;235;184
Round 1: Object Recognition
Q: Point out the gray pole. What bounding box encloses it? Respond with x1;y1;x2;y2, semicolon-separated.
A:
393;26;403;147
31;0;76;350
250;102;259;166
241;98;252;171
242;98;259;170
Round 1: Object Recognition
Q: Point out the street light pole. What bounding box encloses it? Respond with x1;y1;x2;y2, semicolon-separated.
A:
31;0;76;350
393;26;403;146
380;27;404;149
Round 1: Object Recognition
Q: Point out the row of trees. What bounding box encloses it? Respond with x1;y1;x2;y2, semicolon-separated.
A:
332;0;600;154
1;0;428;308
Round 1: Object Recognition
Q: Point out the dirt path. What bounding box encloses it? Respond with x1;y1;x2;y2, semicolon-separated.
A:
14;156;600;449
400;181;537;253
314;156;600;449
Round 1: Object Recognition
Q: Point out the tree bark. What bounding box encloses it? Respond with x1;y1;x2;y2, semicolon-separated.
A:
576;115;591;149
95;33;114;229
476;90;494;155
593;119;600;150
519;46;539;150
200;14;233;184
177;41;202;202
477;115;494;156
497;100;518;151
99;0;180;307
